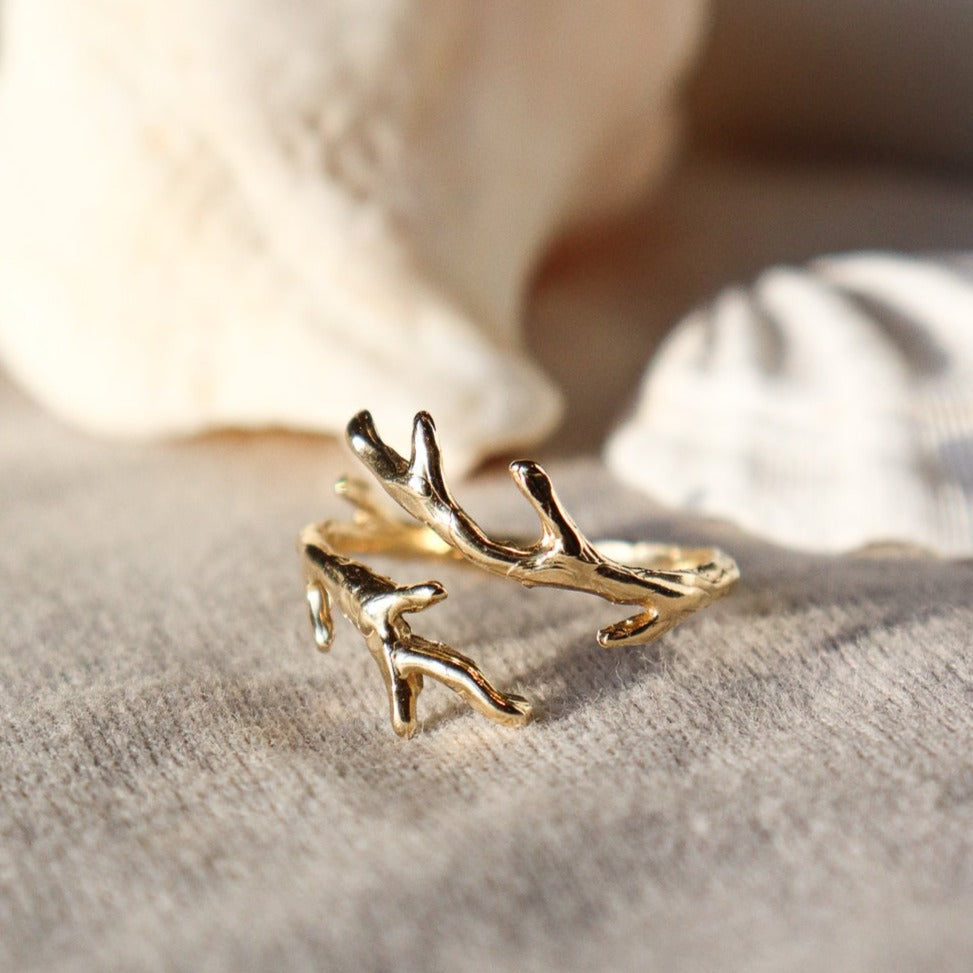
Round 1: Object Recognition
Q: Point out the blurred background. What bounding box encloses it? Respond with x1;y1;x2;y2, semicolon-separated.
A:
2;0;971;456
530;0;973;453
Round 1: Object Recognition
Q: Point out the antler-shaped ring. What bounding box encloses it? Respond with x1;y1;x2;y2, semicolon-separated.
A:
299;411;739;737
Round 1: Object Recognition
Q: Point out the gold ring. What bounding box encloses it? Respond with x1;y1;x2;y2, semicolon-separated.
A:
299;411;739;738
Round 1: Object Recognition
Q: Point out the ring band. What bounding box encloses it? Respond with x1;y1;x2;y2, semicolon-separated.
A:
300;411;739;738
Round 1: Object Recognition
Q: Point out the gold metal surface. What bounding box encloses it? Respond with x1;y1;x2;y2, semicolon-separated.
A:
299;411;739;737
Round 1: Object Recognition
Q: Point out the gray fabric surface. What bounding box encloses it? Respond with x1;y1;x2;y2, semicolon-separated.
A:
2;368;972;972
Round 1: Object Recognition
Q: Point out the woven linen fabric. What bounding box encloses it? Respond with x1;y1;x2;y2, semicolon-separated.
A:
2;368;972;973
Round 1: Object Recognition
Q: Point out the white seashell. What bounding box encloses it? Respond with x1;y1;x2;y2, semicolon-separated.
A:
606;252;973;555
0;0;706;470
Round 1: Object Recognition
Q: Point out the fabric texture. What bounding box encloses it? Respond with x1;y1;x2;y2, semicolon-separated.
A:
2;368;972;972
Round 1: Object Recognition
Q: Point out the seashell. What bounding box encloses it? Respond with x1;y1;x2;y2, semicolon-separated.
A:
606;252;973;555
0;0;706;471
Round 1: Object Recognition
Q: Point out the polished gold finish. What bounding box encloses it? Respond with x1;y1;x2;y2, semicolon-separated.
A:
299;411;739;737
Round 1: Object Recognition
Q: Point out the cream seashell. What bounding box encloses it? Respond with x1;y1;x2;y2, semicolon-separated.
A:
0;0;706;470
607;252;973;554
